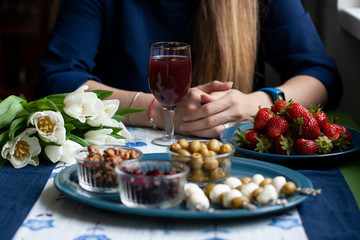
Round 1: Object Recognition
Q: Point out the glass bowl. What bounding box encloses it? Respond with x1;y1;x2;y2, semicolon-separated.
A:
75;145;143;193
168;139;235;186
115;159;189;209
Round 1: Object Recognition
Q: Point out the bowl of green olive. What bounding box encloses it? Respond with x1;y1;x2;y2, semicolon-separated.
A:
168;139;235;186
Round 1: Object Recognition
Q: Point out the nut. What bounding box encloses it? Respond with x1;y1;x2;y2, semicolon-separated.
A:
80;145;140;187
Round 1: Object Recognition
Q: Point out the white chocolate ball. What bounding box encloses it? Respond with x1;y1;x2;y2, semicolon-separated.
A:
222;189;243;208
224;177;242;189
257;184;278;205
252;174;265;185
240;182;259;199
184;183;203;199
272;176;287;194
209;184;231;204
186;192;210;211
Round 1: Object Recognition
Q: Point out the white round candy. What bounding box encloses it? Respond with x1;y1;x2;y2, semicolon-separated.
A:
209;184;231;203
222;189;243;208
186;192;210;211
184;183;203;199
224;177;242;189
272;176;286;194
252;174;265;185
240;182;259;199
257;184;278;205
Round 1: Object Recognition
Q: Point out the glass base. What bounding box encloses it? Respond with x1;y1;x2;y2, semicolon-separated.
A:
151;136;179;146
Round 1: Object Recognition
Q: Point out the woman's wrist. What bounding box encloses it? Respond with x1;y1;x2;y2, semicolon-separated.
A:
249;91;273;109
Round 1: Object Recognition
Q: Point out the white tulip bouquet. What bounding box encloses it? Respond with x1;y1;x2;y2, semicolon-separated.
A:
0;85;142;169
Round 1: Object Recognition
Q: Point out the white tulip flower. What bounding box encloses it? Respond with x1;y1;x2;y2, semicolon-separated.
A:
103;99;120;118
30;110;66;145
1;128;41;169
86;109;119;127
118;121;132;142
86;99;120;127
63;85;103;123
84;128;126;145
45;140;82;165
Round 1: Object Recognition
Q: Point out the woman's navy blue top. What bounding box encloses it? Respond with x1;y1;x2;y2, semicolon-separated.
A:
35;0;342;108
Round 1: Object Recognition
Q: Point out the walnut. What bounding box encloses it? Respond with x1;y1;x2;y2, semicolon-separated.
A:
80;145;141;188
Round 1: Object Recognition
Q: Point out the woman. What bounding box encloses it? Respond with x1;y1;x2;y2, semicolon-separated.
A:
35;0;342;138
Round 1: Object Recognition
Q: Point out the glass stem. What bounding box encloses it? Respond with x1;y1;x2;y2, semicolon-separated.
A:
164;107;175;139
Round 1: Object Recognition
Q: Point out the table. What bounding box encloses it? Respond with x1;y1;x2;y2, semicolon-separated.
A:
1;110;360;240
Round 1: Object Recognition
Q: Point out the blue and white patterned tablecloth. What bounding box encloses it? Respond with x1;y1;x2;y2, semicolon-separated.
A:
12;127;308;240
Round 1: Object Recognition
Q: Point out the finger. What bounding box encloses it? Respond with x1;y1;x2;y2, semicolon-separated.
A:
196;81;233;94
180;107;233;133
200;93;216;104
189;122;235;138
183;96;231;122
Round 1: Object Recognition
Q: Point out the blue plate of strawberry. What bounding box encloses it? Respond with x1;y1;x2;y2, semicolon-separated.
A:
220;100;360;163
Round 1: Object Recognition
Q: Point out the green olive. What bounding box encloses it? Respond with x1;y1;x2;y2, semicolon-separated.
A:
203;158;219;171
241;176;252;184
189;140;201;153
281;181;296;196
208;139;221;152
235;184;243;191
178;149;191;156
199;147;210;157
200;142;208;151
178;138;189;149
189;169;205;182
208;150;216;156
219;143;233;154
209;167;225;180
190;153;204;169
170;143;182;153
230;196;250;209
174;149;191;163
259;178;273;188
204;184;216;197
250;187;263;202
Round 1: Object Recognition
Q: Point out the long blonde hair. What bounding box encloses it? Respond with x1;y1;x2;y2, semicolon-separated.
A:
193;0;259;93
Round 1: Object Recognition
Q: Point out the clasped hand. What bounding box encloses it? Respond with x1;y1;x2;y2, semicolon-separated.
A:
174;80;262;138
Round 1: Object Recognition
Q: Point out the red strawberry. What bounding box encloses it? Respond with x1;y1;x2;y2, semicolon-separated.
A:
272;100;289;115
315;112;328;131
323;123;342;139
253;107;273;131
332;126;352;151
286;102;311;121
274;135;294;155
315;136;333;154
295;138;318;155
267;116;289;138
242;128;261;150
234;128;260;150
309;104;328;130
340;126;352;142
298;115;321;139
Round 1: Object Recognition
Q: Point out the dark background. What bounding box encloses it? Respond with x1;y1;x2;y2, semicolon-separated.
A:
0;0;58;101
0;0;338;101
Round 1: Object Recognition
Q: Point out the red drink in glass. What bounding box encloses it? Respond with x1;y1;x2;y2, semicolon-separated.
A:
148;55;192;108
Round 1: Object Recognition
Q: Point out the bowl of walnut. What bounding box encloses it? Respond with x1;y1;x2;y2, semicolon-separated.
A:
75;145;143;193
168;139;235;186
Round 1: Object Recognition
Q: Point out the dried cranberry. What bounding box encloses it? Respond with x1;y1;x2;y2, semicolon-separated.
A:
145;169;163;176
164;170;180;175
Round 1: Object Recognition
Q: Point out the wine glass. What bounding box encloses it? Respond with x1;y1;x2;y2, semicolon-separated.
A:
148;42;192;146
